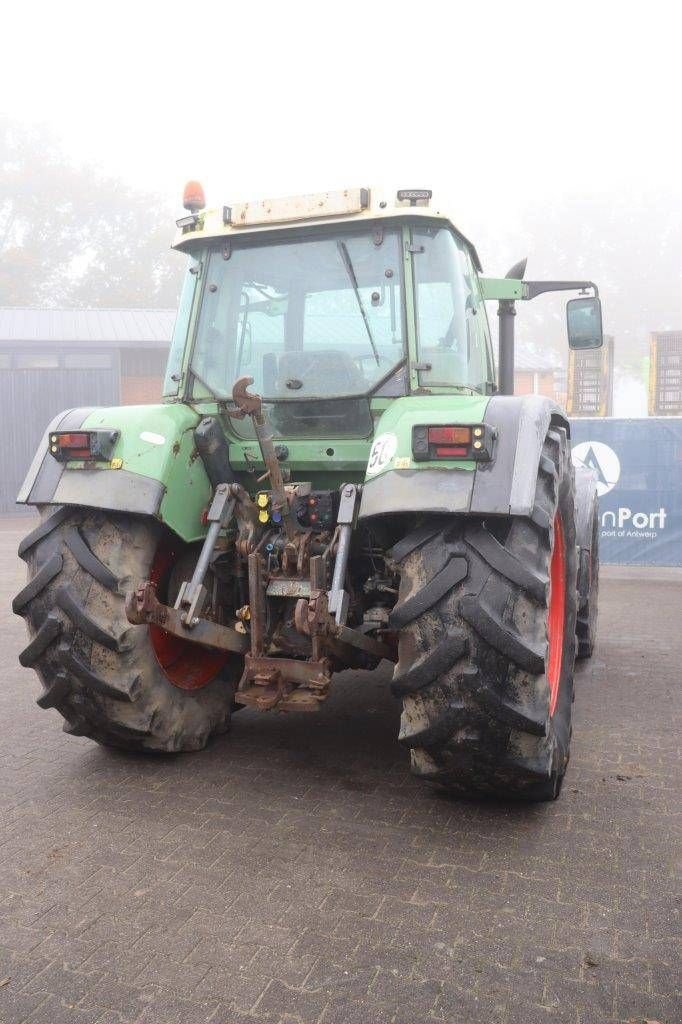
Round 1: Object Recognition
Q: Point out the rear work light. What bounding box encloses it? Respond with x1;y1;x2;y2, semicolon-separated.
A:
49;430;119;462
412;424;495;463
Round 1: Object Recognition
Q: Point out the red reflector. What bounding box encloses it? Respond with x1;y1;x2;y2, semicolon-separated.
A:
57;432;90;449
428;426;471;445
434;445;469;458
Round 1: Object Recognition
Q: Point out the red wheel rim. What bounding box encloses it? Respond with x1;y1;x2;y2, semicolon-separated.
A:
546;512;566;716
148;540;229;691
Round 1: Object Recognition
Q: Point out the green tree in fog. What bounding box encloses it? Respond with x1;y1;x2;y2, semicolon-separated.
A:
0;117;182;308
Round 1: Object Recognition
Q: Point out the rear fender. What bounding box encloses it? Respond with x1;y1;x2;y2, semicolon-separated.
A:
359;394;571;520
17;404;211;543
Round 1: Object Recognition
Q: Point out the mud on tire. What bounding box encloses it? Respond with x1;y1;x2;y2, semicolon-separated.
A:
13;508;239;752
389;427;578;801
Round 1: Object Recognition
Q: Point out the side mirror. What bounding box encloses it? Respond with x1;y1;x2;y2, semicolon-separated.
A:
567;296;603;349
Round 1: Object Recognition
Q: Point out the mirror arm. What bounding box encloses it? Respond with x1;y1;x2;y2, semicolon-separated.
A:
524;280;599;300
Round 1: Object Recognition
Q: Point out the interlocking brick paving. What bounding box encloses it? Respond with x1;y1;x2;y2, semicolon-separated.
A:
1;518;679;1023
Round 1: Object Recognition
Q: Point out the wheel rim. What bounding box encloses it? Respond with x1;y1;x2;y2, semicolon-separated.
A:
149;539;229;691
547;512;566;716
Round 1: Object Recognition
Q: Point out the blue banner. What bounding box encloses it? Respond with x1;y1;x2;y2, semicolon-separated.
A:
570;418;682;566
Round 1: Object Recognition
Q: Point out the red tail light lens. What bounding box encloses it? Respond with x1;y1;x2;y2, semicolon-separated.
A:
428;426;471;445
53;433;91;459
49;429;119;462
412;424;494;463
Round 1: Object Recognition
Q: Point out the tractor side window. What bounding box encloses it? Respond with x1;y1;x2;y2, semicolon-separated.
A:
463;247;495;389
163;256;200;397
413;227;490;392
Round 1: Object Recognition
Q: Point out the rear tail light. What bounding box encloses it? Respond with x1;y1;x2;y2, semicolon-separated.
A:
52;432;91;458
427;426;471;445
49;429;119;462
412;424;495;462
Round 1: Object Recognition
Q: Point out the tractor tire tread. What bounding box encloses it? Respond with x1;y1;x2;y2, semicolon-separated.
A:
12;553;63;614
388;523;444;565
19;614;63;667
18;506;72;560
391;633;469;696
466;526;547;604
530;504;551;532
55;585;122;651
398;696;471;748
389;556;468;629
539;454;558;481
64;526;118;591
459;595;546;674
36;670;70;710
576;613;595;659
58;644;138;702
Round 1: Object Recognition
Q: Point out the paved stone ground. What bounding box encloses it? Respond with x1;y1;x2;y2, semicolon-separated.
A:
0;517;679;1024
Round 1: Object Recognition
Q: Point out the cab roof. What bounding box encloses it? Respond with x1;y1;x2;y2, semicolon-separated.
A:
172;186;483;271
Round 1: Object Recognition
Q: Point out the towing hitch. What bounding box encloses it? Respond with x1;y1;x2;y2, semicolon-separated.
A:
125;581;249;654
125;376;397;711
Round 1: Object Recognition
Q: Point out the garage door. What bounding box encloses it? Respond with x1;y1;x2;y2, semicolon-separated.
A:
0;349;119;513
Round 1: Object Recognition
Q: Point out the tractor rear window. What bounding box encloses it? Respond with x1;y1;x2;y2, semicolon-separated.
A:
189;227;405;403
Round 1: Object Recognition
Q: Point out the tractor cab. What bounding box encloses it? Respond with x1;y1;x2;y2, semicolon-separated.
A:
163;187;496;438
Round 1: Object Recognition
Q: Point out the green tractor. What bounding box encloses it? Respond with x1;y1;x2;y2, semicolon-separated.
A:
14;185;602;801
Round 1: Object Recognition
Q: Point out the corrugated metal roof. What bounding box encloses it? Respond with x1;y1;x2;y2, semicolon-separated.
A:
0;306;557;373
0;308;176;345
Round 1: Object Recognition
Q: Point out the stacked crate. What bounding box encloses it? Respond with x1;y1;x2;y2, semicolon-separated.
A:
566;335;614;417
649;332;682;416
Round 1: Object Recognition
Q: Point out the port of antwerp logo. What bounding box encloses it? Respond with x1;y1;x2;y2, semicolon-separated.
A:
571;441;621;496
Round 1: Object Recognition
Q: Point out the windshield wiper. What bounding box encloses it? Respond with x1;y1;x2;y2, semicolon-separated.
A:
337;241;380;365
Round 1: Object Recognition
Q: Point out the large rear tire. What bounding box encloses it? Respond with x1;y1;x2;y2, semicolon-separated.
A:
13;507;240;752
389;427;578;801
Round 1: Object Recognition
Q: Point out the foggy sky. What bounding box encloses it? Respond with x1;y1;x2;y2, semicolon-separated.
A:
4;1;679;218
3;0;681;414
